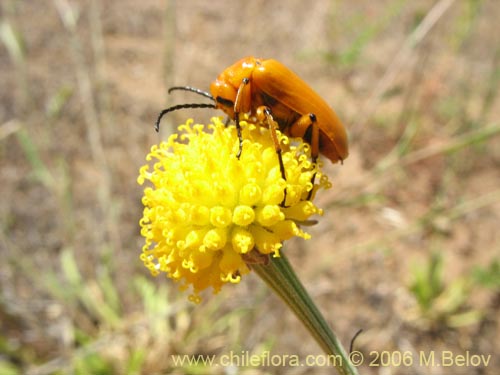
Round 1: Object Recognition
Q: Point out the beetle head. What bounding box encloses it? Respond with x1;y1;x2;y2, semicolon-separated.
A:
210;80;237;118
210;56;260;119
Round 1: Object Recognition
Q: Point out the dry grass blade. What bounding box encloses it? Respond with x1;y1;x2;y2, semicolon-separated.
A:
353;0;457;135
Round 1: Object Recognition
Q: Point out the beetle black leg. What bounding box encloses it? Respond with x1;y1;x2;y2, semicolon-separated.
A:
233;78;251;159
263;109;286;180
307;156;317;200
306;114;319;201
288;113;319;201
235;112;244;159
257;106;288;207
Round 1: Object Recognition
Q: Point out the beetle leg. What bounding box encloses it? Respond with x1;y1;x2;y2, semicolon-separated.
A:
256;107;287;180
289;113;319;200
256;106;288;207
233;78;252;158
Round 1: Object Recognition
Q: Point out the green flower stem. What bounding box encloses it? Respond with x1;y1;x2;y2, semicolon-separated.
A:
252;252;359;375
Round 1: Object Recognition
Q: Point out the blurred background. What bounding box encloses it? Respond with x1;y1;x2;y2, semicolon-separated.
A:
1;0;499;374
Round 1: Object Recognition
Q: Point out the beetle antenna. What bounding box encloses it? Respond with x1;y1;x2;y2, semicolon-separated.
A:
155;103;216;131
168;86;215;101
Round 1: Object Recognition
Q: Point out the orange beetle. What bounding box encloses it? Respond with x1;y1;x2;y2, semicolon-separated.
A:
156;56;348;164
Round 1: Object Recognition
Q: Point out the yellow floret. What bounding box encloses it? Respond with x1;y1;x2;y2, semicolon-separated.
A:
138;116;329;301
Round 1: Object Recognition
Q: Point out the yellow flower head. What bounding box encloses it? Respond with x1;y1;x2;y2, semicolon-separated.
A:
138;116;330;302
